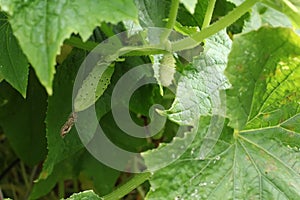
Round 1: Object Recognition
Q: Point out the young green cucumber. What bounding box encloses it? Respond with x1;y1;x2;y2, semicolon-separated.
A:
74;63;115;112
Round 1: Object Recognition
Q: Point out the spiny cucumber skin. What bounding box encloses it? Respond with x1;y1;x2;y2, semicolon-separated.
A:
74;64;114;112
159;54;176;87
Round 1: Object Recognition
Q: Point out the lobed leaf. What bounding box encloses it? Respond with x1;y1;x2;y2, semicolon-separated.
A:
226;27;300;130
0;0;138;94
165;30;231;125
40;49;86;180
145;27;300;199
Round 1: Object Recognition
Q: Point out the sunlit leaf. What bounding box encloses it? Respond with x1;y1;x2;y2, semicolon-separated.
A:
0;0;138;94
145;27;300;200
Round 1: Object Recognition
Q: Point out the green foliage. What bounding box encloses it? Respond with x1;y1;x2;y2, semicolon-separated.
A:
165;30;231;125
226;27;300;130
0;70;47;166
0;0;137;94
0;12;28;97
263;0;300;27
0;0;300;199
135;0;170;27
41;49;85;180
243;3;292;32
145;27;300;199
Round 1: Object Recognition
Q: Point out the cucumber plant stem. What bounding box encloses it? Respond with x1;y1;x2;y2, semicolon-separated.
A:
202;0;217;29
101;172;151;200
65;0;260;57
160;0;180;43
172;0;261;51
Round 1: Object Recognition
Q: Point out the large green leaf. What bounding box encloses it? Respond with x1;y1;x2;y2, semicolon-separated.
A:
0;12;28;97
143;30;231;172
226;27;300;130
165;30;231;125
0;0;138;94
145;27;300;199
39;49;86;179
40;48;118;180
145;117;234;199
0;69;47;166
225;27;300;198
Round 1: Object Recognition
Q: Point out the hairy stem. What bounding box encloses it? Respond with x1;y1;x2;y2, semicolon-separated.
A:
101;172;151;200
172;0;261;51
160;0;180;43
202;0;217;29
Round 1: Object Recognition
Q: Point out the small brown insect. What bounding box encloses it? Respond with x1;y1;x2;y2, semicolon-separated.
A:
60;112;77;138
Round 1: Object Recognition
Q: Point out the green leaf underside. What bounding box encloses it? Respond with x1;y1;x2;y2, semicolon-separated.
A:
231;0;300;25
230;0;300;27
0;0;138;94
180;0;197;14
0;12;28;97
145;27;300;199
166;30;231;125
243;3;292;32
263;0;300;28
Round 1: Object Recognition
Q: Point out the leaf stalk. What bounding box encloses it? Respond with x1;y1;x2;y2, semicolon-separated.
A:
101;172;151;200
171;0;261;51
